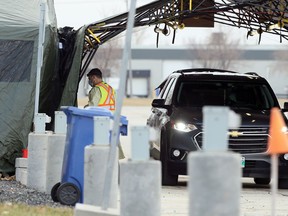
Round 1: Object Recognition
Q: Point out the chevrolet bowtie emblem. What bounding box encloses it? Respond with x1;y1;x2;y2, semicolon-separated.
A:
229;131;243;137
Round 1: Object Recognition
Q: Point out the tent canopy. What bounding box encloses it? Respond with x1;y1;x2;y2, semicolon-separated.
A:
0;0;83;173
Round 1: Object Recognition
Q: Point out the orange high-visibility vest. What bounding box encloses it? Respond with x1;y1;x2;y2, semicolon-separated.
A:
96;82;116;110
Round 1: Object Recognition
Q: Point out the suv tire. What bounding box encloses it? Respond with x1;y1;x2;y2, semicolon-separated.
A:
160;132;178;186
278;179;288;189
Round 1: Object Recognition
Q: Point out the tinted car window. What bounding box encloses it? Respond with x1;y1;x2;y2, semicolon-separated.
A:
160;77;176;100
165;78;177;103
176;81;277;109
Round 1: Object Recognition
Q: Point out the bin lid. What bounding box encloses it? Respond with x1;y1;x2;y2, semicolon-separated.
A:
61;106;113;117
61;106;128;126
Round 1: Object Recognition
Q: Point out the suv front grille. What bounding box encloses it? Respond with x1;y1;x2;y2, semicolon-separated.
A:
194;127;269;154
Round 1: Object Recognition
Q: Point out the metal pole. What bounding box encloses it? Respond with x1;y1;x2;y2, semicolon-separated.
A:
101;0;137;210
128;56;133;97
34;1;46;120
126;0;133;98
271;154;278;216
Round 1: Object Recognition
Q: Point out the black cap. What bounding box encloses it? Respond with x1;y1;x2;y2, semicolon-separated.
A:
87;68;102;78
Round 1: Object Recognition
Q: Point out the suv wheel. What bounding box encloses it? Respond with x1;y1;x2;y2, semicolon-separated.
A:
160;132;178;186
254;178;270;185
278;179;288;189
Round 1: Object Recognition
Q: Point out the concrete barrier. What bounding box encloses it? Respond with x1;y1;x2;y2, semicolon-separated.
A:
23;111;67;193
46;133;66;193
120;126;161;216
15;158;28;185
27;132;50;192
27;132;66;193
83;145;118;208
120;160;161;216
188;152;241;216
188;106;242;216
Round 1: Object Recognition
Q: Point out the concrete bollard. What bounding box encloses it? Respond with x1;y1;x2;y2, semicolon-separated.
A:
46;133;66;193
188;152;241;216
120;161;161;216
27;110;67;193
83;116;118;208
54;111;67;134
120;126;161;216
83;145;118;208
27;132;50;192
34;113;51;134
15;158;28;185
188;106;242;216
27;132;66;193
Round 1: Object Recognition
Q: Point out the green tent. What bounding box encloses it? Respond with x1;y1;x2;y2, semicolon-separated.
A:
0;0;84;173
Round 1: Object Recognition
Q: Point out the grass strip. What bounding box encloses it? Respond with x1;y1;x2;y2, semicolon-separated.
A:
0;203;73;216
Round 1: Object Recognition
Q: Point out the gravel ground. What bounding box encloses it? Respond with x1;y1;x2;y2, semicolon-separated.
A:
0;177;69;208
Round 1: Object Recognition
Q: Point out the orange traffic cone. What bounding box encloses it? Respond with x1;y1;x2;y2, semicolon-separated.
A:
267;107;288;155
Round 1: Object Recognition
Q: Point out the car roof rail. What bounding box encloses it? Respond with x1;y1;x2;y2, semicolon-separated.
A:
245;72;260;76
173;68;237;75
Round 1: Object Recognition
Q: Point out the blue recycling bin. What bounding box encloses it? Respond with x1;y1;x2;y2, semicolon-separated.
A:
50;106;128;206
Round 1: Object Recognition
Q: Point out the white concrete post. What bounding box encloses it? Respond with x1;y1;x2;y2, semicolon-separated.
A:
120;126;161;216
34;113;51;133
83;117;118;208
188;152;241;216
202;107;229;151
188;106;242;216
46;133;66;193
27;132;51;192
54;111;67;134
15;158;28;185
27;131;66;193
93;116;110;145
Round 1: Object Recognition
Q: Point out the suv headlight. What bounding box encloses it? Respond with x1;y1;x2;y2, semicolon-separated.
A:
173;122;197;132
282;126;288;134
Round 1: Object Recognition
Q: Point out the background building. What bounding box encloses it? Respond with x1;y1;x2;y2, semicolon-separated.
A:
78;44;288;99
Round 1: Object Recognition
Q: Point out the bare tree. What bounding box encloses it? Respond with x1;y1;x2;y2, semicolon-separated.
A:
89;26;146;78
189;32;243;70
90;37;122;78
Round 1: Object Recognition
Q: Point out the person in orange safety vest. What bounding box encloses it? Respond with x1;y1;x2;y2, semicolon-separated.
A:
86;68;116;110
85;68;125;159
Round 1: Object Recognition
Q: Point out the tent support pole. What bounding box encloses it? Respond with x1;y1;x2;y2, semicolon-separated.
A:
34;2;46;122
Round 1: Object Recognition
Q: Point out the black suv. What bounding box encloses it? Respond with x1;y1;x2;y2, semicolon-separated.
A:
147;68;288;186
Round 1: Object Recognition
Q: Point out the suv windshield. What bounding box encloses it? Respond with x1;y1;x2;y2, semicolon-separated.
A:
176;81;277;110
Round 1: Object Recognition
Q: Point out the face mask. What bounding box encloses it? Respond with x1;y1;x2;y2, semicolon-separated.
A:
89;80;94;87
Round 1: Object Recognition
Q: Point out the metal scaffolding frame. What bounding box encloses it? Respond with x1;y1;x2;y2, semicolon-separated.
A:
80;0;288;78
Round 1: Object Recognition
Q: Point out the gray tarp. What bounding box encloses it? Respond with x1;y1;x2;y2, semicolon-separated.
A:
0;0;58;173
0;0;85;173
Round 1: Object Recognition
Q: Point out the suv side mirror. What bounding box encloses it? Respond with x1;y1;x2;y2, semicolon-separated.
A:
283;102;288;112
151;99;170;109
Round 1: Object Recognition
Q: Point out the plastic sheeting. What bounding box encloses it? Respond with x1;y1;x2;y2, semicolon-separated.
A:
39;26;85;129
59;27;85;107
